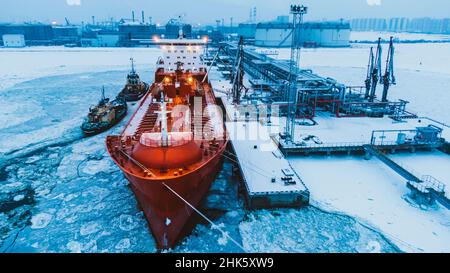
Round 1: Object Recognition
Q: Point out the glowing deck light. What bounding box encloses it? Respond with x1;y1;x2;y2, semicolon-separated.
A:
202;36;209;43
187;76;194;84
164;77;171;84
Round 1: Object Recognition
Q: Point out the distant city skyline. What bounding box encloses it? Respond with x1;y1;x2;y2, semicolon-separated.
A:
1;0;450;25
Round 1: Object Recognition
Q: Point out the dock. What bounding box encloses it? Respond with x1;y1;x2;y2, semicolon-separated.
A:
215;92;310;209
209;38;450;211
226;121;310;209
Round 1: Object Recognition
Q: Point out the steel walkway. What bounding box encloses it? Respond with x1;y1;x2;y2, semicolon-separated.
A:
364;144;450;209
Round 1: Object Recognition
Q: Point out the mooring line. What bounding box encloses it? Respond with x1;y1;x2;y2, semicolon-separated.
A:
162;182;246;252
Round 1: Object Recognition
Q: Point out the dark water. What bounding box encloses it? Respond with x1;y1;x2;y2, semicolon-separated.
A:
0;72;401;253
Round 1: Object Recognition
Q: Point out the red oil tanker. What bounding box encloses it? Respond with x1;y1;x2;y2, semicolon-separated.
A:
106;34;227;249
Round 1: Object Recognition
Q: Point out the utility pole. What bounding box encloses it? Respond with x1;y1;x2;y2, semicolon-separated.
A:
285;5;308;143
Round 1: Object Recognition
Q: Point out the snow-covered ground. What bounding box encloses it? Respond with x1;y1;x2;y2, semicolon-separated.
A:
0;38;449;253
289;155;450;253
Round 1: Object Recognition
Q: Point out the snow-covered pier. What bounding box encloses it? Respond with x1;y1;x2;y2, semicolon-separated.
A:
212;85;310;209
275;116;447;156
225;120;310;209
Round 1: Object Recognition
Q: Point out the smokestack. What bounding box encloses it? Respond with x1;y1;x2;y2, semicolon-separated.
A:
142;11;145;24
132;11;135;22
92;16;95;25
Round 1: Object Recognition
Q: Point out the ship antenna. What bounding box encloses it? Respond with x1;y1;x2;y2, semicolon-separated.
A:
130;58;135;73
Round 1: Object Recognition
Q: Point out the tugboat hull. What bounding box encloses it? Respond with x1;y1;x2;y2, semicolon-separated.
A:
120;82;150;102
81;102;127;136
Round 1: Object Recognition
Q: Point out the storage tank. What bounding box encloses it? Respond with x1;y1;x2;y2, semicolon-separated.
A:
254;20;351;48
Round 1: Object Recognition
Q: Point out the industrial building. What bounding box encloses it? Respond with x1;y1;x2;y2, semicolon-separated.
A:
81;29;120;47
52;26;80;45
237;23;257;40
118;22;157;46
165;23;192;39
351;17;450;34
0;23;54;45
2;34;25;47
254;20;351;48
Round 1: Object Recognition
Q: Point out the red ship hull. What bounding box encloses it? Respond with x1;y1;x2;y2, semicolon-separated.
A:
126;149;225;248
107;75;227;248
107;36;227;249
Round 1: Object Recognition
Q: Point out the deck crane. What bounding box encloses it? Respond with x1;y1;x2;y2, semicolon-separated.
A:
231;36;248;104
364;47;374;99
369;38;382;102
381;37;396;102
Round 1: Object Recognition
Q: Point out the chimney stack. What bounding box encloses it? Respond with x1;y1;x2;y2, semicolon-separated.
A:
142;11;145;24
132;11;135;22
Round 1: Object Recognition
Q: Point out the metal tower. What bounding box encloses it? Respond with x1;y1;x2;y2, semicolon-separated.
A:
364;47;374;98
369;38;382;102
231;36;247;104
285;4;308;143
382;37;396;102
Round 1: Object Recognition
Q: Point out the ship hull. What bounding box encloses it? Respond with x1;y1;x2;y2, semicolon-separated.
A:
120;83;150;102
123;145;226;249
82;104;127;136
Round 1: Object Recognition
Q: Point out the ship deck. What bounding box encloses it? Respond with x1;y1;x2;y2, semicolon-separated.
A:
107;80;227;180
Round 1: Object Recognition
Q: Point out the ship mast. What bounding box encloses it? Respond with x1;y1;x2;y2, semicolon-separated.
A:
130;57;136;73
158;92;171;147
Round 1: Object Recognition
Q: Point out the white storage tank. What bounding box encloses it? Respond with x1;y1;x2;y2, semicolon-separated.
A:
2;34;25;47
254;20;351;48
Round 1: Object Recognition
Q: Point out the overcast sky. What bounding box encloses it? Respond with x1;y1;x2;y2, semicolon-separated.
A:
1;0;449;25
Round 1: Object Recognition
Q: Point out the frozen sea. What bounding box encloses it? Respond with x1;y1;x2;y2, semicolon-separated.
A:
0;37;449;253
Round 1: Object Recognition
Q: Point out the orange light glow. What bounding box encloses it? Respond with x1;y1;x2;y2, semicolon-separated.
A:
164;77;171;84
202;36;209;43
153;36;160;42
187;76;194;84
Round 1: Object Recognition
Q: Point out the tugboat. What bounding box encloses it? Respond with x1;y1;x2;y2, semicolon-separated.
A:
119;58;150;102
81;87;128;136
106;32;227;249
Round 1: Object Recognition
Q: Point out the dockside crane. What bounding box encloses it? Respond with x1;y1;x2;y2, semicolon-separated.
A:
369;38;382;102
381;37;396;102
364;47;374;99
